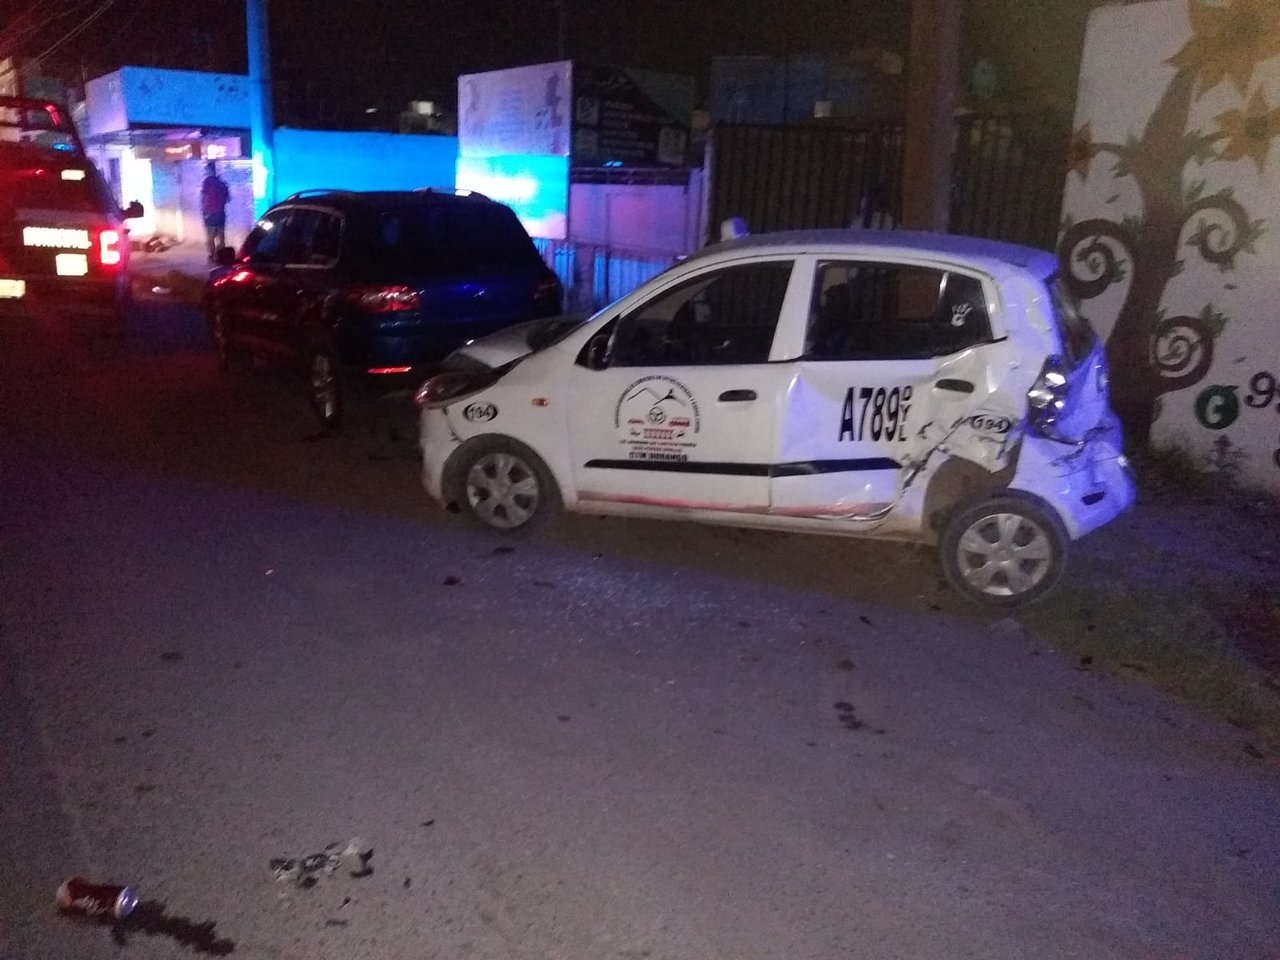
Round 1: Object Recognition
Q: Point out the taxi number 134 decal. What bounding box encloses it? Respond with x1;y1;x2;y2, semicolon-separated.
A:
839;385;912;443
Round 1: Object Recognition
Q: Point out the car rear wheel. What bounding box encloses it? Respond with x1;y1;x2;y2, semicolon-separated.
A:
940;494;1066;607
452;438;561;534
304;336;343;431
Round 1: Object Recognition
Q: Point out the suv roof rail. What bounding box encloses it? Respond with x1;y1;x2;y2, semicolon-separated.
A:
284;188;357;201
413;186;491;202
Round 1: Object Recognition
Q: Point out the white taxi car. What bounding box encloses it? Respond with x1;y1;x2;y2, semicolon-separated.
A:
415;230;1135;606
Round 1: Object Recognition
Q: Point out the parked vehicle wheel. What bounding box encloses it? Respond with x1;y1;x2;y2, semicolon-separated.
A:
940;494;1067;607
451;437;561;534
209;310;237;373
304;335;344;431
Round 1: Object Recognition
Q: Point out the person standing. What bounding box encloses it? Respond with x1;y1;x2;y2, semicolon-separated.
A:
200;161;230;262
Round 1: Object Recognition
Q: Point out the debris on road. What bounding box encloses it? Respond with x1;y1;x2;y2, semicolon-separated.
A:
442;575;461;586
269;839;373;887
56;878;137;919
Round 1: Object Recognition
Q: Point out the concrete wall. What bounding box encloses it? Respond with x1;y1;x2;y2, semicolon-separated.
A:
568;176;704;257
1060;0;1280;492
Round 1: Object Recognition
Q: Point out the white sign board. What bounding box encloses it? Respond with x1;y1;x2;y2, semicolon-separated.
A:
458;61;572;158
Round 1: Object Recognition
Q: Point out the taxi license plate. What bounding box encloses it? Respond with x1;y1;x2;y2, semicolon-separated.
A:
0;278;26;299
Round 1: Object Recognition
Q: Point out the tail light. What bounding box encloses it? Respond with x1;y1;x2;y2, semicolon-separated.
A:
1026;355;1072;432
98;229;122;268
414;370;500;408
349;285;421;312
532;275;562;312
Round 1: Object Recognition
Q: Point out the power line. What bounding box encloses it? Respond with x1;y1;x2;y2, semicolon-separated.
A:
28;0;117;68
0;0;95;51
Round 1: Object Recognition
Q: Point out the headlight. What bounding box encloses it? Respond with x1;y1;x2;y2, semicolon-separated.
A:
414;370;499;408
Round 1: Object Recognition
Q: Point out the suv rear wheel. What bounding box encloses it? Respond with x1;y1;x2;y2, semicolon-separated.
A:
304;334;343;431
940;494;1067;607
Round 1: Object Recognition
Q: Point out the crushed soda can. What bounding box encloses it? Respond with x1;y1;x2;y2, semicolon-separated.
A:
56;877;137;919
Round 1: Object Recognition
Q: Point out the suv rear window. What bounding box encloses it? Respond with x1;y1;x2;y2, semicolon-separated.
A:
373;202;539;274
1049;275;1098;368
0;163;101;213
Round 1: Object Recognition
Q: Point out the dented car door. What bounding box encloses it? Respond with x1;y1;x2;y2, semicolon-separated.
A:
771;258;1010;520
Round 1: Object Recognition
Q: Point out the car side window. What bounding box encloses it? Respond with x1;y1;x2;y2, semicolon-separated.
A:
610;261;794;367
280;208;341;265
805;261;992;360
377;206;456;274
241;210;289;262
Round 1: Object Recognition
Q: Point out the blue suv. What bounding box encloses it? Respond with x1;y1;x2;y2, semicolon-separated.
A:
205;188;562;429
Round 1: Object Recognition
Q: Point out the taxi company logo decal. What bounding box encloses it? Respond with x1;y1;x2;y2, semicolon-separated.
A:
614;375;701;463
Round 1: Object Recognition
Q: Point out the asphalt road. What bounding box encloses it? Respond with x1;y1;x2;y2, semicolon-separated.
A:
1;297;1278;960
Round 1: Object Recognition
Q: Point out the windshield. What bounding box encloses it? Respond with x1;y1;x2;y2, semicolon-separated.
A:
1049;275;1098;368
526;315;586;352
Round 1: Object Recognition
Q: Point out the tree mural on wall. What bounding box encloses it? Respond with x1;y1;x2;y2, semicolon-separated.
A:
1058;0;1280;445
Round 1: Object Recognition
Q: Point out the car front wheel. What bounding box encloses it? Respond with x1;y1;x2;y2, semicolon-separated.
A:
939;494;1067;607
451;438;561;534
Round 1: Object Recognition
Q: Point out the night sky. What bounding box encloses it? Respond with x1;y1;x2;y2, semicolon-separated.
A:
8;0;1093;126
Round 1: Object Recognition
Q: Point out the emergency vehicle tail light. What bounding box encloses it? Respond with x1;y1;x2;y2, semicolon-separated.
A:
99;230;122;267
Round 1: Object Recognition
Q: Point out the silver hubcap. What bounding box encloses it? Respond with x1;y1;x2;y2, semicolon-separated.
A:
310;352;337;420
466;452;540;529
955;511;1054;597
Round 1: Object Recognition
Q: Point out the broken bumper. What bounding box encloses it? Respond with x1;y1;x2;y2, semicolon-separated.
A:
1013;416;1136;540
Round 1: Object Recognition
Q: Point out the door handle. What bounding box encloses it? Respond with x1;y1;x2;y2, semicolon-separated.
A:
935;378;975;394
718;389;757;402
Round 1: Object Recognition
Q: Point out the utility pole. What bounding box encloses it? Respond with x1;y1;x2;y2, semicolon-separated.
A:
246;0;275;217
900;0;960;232
555;0;567;61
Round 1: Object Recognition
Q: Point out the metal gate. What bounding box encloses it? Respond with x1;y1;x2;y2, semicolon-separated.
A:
708;113;1069;250
708;122;905;236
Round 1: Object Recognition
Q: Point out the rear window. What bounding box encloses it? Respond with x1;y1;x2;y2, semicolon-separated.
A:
1049;276;1098;368
0;157;102;215
372;202;539;274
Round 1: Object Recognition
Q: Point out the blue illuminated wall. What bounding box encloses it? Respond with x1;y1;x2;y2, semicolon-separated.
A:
272;128;458;199
456;154;569;240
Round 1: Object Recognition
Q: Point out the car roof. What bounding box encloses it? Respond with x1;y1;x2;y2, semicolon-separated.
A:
273;189;499;214
692;228;1060;279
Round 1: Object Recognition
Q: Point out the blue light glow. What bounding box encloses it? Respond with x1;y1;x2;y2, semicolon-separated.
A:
456;154;568;240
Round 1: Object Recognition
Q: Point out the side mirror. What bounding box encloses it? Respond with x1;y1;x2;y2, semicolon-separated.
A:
122;200;144;220
585;331;612;370
216;246;237;267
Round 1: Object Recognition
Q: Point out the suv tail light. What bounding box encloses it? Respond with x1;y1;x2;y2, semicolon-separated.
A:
349;285;421;312
1026;355;1072;432
98;229;122;267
